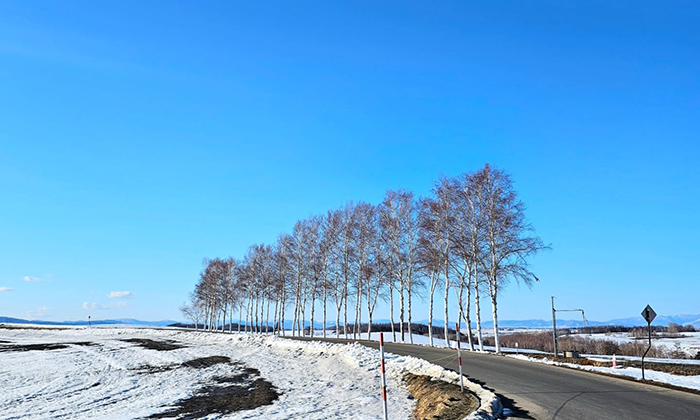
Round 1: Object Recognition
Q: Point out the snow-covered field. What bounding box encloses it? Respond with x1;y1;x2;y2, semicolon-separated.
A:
576;331;700;356
0;327;499;420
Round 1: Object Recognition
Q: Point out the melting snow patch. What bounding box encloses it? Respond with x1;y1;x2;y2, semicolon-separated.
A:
0;327;500;420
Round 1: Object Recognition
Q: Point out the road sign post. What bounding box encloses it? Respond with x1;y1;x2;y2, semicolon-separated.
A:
640;304;656;380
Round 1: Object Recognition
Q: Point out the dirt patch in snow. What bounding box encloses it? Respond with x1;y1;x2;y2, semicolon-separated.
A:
182;356;231;369
122;338;184;351
134;356;234;374
405;373;478;420
0;342;96;352
148;361;280;419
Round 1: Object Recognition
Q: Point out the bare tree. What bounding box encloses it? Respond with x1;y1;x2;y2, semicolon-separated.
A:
327;209;346;338
184;164;546;354
306;215;323;338
180;294;204;330
352;202;374;340
418;196;444;346
380;189;421;343
478;164;548;353
320;210;338;338
273;235;292;335
338;202;357;338
431;177;456;348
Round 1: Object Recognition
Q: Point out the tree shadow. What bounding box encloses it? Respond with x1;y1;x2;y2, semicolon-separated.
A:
465;376;535;419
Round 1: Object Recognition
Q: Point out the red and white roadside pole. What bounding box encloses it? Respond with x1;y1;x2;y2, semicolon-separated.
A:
612;354;617;369
379;332;389;420
456;323;464;393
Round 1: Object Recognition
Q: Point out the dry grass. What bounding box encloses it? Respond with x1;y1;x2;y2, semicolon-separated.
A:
404;373;478;420
483;331;692;358
526;354;700;376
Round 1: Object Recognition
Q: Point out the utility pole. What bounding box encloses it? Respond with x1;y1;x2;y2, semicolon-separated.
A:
551;296;558;357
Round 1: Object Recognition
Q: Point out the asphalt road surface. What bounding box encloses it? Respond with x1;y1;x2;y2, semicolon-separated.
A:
287;336;700;420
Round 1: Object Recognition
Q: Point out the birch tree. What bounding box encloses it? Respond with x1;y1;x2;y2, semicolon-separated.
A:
478;164;547;353
432;177;456;347
380;189;421;343
418;197;444;346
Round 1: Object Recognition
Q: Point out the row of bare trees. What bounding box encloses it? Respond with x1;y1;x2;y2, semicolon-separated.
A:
181;164;547;353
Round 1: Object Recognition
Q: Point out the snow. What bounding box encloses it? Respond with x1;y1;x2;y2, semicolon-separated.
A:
303;329;700;392
0;327;500;420
507;354;700;391
575;331;700;357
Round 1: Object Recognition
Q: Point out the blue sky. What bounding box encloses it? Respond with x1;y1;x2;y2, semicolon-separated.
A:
1;1;698;323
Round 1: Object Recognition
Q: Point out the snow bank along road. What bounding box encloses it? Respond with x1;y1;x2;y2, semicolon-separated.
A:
289;337;700;420
0;327;498;419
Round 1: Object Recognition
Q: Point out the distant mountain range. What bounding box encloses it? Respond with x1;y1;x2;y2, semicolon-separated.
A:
2;314;698;329
0;316;177;327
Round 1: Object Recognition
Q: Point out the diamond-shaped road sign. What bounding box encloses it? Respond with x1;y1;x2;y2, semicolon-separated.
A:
641;304;657;324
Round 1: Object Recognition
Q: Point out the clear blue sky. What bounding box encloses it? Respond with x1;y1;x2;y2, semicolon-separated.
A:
1;1;698;323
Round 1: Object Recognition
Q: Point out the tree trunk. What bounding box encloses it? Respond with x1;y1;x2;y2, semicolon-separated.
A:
343;283;349;339
490;285;500;354
335;300;342;339
292;296;299;337
465;278;474;351
259;296;264;333
428;271;437;346
407;279;414;344
443;274;451;348
354;280;362;340
273;298;279;335
428;288;435;346
281;287;286;336
238;303;243;333
389;284;396;342
310;291;316;338
323;282;327;338
475;285;484;351
399;281;405;343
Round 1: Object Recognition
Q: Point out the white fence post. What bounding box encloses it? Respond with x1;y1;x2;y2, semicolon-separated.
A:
380;332;389;420
456;322;464;393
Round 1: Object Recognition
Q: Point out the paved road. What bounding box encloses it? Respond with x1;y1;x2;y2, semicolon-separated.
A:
287;336;700;420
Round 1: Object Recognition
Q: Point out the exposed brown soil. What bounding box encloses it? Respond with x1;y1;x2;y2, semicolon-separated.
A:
0;342;96;352
182;356;231;369
133;356;234;374
122;338;184;351
405;373;478;420
148;361;280;419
